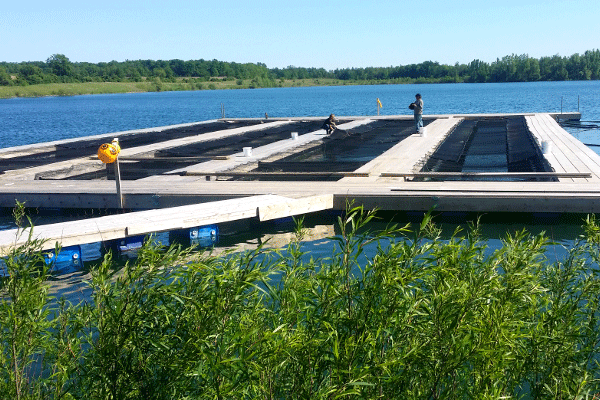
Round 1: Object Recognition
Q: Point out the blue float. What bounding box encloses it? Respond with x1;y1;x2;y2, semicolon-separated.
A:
171;224;219;248
44;245;83;273
117;235;145;252
190;225;219;247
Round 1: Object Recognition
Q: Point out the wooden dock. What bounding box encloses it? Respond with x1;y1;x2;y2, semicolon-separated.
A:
1;111;595;252
0;194;333;254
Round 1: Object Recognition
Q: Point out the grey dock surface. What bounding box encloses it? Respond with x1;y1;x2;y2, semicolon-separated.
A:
0;111;593;251
0;194;333;253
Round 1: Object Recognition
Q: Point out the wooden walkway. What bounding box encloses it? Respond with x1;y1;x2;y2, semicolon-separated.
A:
0;194;333;254
0;120;293;181
152;119;375;180
340;117;462;183
526;113;600;182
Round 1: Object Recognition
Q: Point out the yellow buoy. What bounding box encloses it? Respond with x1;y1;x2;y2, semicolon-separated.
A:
97;142;120;164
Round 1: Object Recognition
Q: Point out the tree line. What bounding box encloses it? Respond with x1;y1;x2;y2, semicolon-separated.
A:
1;50;599;87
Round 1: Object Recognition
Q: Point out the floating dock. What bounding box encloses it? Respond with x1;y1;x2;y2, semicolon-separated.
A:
0;194;333;252
0;111;594;252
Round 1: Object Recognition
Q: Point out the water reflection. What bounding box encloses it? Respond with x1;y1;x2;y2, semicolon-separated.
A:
2;208;590;308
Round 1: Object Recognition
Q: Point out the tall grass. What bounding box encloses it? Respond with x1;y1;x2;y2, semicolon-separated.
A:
2;206;600;399
0;78;353;99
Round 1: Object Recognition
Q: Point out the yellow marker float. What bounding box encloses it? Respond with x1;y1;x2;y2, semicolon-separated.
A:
97;139;121;164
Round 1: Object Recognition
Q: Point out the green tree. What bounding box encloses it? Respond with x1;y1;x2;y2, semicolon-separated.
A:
549;54;569;80
468;59;490;82
527;57;541;81
18;64;45;85
152;67;167;79
0;66;12;86
46;54;73;78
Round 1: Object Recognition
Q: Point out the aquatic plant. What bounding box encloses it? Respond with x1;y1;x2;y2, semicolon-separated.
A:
2;205;600;399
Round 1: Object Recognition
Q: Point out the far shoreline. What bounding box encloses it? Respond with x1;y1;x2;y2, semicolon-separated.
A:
2;78;597;100
0;77;456;100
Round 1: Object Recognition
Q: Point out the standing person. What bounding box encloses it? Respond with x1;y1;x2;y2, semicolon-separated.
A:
411;93;423;133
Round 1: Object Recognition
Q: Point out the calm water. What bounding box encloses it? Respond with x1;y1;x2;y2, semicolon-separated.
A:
1;81;599;272
1;81;599;149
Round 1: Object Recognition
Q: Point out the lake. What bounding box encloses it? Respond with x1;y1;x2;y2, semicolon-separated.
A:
1;81;599;149
1;81;600;272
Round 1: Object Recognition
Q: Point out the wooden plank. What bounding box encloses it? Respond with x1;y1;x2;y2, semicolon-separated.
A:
525;114;579;182
339;117;462;183
537;114;592;176
0;121;291;180
0;195;271;253
258;194;334;221
2;112;600;215
525;114;600;182
258;160;364;172
5;177;600;213
116;156;230;162
152;119;376;178
118;120;293;158
225;112;581;122
539;114;600;178
338;193;600;213
0;194;334;254
126;194;334;232
381;172;591;178
0;120;221;158
182;171;370;178
4;175;600;194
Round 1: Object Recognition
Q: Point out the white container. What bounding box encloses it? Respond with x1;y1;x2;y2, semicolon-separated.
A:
419;127;427;137
542;140;552;154
243;147;253;157
291;132;298;140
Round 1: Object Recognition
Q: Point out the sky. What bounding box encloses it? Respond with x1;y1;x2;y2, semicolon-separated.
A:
2;0;599;70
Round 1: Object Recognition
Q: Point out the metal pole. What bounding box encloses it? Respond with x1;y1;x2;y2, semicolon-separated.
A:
561;96;563;114
114;156;123;209
578;95;580;112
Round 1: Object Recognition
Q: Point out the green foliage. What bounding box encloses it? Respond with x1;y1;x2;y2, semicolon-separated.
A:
0;66;12;86
0;202;76;400
2;49;600;94
3;206;600;398
46;54;73;80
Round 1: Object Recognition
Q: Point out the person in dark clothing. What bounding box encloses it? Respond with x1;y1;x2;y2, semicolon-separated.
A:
410;93;423;133
322;114;338;135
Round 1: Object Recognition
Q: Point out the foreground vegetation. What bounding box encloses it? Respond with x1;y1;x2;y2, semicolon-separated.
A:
1;49;599;98
2;206;600;399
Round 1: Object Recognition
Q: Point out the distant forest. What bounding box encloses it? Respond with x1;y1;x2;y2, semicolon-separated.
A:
1;50;600;87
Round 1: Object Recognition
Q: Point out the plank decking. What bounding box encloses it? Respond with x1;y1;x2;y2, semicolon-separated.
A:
0;194;333;254
526;114;600;182
0;111;596;251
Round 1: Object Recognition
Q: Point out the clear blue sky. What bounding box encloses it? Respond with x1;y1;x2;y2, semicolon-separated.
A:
3;0;599;70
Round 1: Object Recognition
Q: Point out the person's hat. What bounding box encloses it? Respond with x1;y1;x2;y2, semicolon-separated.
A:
416;93;421;97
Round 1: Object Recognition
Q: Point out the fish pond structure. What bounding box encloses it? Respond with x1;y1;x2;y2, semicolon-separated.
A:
0;111;596;254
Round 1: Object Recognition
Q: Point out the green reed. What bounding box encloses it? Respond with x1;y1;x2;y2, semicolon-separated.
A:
2;205;600;399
